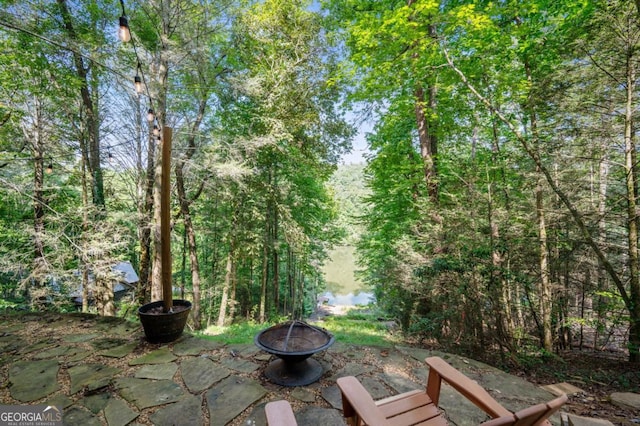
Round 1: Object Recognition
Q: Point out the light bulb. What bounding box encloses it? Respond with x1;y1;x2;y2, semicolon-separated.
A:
119;16;131;42
147;108;155;122
134;75;142;94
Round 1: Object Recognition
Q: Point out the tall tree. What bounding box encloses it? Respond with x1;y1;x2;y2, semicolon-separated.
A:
170;1;234;329
325;0;443;201
56;0;105;210
217;0;352;320
441;0;640;361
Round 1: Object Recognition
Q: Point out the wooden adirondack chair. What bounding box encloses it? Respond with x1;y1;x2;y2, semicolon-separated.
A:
337;356;567;426
265;356;567;426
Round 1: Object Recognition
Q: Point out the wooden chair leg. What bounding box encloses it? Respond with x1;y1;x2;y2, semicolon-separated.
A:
341;391;361;426
265;400;297;426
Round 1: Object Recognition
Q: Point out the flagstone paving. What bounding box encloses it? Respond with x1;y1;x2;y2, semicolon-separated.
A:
0;312;626;426
8;359;59;402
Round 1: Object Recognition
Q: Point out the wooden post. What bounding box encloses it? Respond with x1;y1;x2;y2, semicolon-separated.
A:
161;126;173;313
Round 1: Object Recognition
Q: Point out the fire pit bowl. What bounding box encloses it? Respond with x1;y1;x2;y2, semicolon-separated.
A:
255;320;335;386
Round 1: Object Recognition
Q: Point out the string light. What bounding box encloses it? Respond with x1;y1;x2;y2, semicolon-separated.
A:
118;0;131;42
119;0;159;140
46;163;53;174
134;73;142;94
118;15;131;43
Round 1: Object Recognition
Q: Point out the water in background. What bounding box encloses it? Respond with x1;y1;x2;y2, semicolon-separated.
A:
319;291;374;306
321;245;374;307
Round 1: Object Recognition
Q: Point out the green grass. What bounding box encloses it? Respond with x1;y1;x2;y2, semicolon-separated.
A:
199;321;274;344
197;308;397;347
321;315;395;347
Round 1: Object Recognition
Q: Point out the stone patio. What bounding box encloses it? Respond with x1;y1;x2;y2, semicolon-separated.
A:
0;312;590;425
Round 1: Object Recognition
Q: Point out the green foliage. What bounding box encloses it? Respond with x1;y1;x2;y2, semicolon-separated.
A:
322;0;640;360
0;298;22;312
2;0;640;360
199;308;396;347
327;164;369;244
512;347;564;373
0;0;356;325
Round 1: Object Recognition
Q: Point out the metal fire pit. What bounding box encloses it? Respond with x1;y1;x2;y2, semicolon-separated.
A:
255;320;335;386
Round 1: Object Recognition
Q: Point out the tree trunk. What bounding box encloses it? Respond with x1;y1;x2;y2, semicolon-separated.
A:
173;90;208;328
595;125;610;346
535;171;552;351
208;192;221;327
488;115;514;349
273;237;280;313
488;181;513;352
150;0;172;302
559;256;572;349
176;158;202;329
288;248;296;318
229;260;237;324
523;57;553;352
180;229;187;299
298;271;305;319
217;246;234;327
26;95;47;306
31;101;45;277
271;171;280;312
56;0;103;209
218;205;238;327
81;137;90;313
405;6;438;204
414;84;438;203
623;49;640;362
151;136;163;302
260;222;269;323
137;104;155;305
95;276;115;316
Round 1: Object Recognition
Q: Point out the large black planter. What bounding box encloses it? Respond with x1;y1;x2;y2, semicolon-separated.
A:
138;299;191;343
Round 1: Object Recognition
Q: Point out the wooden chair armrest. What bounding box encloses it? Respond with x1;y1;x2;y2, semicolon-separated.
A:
337;376;392;426
265;400;297;426
480;394;567;426
426;357;512;419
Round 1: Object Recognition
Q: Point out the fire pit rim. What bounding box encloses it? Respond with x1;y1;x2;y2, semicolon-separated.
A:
254;320;335;358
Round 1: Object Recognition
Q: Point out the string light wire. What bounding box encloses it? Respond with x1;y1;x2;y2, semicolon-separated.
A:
0;18;130;82
118;0;157;126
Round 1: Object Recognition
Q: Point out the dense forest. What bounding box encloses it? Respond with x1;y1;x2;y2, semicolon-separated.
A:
1;0;640;364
